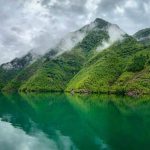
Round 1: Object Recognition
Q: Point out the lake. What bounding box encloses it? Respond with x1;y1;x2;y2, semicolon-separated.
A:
0;93;150;150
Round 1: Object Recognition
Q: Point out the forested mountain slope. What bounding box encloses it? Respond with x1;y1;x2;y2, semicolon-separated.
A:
66;37;150;95
1;18;150;95
19;18;123;92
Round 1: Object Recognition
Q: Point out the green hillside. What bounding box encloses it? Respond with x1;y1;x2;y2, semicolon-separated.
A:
19;48;87;92
112;47;150;95
3;59;42;92
19;29;110;92
0;53;37;90
0;68;18;89
3;18;111;92
1;18;150;96
66;37;150;95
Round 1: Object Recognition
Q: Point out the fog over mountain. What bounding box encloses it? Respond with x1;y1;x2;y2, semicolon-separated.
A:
0;0;150;64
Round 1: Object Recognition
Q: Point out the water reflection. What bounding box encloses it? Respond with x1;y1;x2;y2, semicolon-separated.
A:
0;119;77;150
0;93;150;150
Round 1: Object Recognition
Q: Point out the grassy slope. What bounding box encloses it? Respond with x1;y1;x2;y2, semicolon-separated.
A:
66;37;150;94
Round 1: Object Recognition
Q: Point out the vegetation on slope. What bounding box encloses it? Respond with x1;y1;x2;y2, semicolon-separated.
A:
19;48;91;92
66;37;150;95
112;47;150;95
14;24;110;92
78;30;109;52
3;59;42;92
0;68;18;89
134;28;150;46
1;19;150;95
0;53;35;90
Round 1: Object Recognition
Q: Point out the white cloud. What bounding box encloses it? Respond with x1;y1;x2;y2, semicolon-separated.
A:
97;24;125;51
114;6;125;15
143;2;150;14
124;0;137;8
0;0;53;64
85;0;101;22
57;31;86;54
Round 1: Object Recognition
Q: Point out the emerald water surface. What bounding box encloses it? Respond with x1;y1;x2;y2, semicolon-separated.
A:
0;93;150;150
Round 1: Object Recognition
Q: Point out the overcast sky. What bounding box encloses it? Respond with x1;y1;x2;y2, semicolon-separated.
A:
0;0;150;64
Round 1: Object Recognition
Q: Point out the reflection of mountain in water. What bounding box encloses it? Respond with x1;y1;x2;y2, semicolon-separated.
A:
0;93;150;150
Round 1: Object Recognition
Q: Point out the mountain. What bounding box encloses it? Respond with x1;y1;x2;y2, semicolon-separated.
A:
66;27;150;95
0;52;40;89
1;18;150;95
134;28;150;45
66;37;150;95
18;19;126;92
1;18;125;92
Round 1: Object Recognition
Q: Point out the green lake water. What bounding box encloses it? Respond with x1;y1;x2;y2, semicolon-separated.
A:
0;93;150;150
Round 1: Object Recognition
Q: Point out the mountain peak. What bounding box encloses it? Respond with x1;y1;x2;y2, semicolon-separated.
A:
94;18;108;23
93;18;110;27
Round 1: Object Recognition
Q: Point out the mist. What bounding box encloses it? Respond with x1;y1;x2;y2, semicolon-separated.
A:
56;31;86;56
97;24;125;51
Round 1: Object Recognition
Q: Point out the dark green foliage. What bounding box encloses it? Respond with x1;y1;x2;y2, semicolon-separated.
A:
94;18;109;28
3;59;42;91
0;52;37;90
13;21;111;92
66;37;148;94
20;48;87;92
0;68;21;89
0;81;3;89
127;55;148;72
1;20;150;95
134;28;150;39
78;30;109;52
112;47;150;95
134;28;150;46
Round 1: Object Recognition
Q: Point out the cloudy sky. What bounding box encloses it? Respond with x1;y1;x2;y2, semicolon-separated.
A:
0;0;150;64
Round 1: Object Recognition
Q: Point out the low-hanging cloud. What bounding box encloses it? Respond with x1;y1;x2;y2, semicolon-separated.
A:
56;31;86;56
97;24;125;51
0;0;150;64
